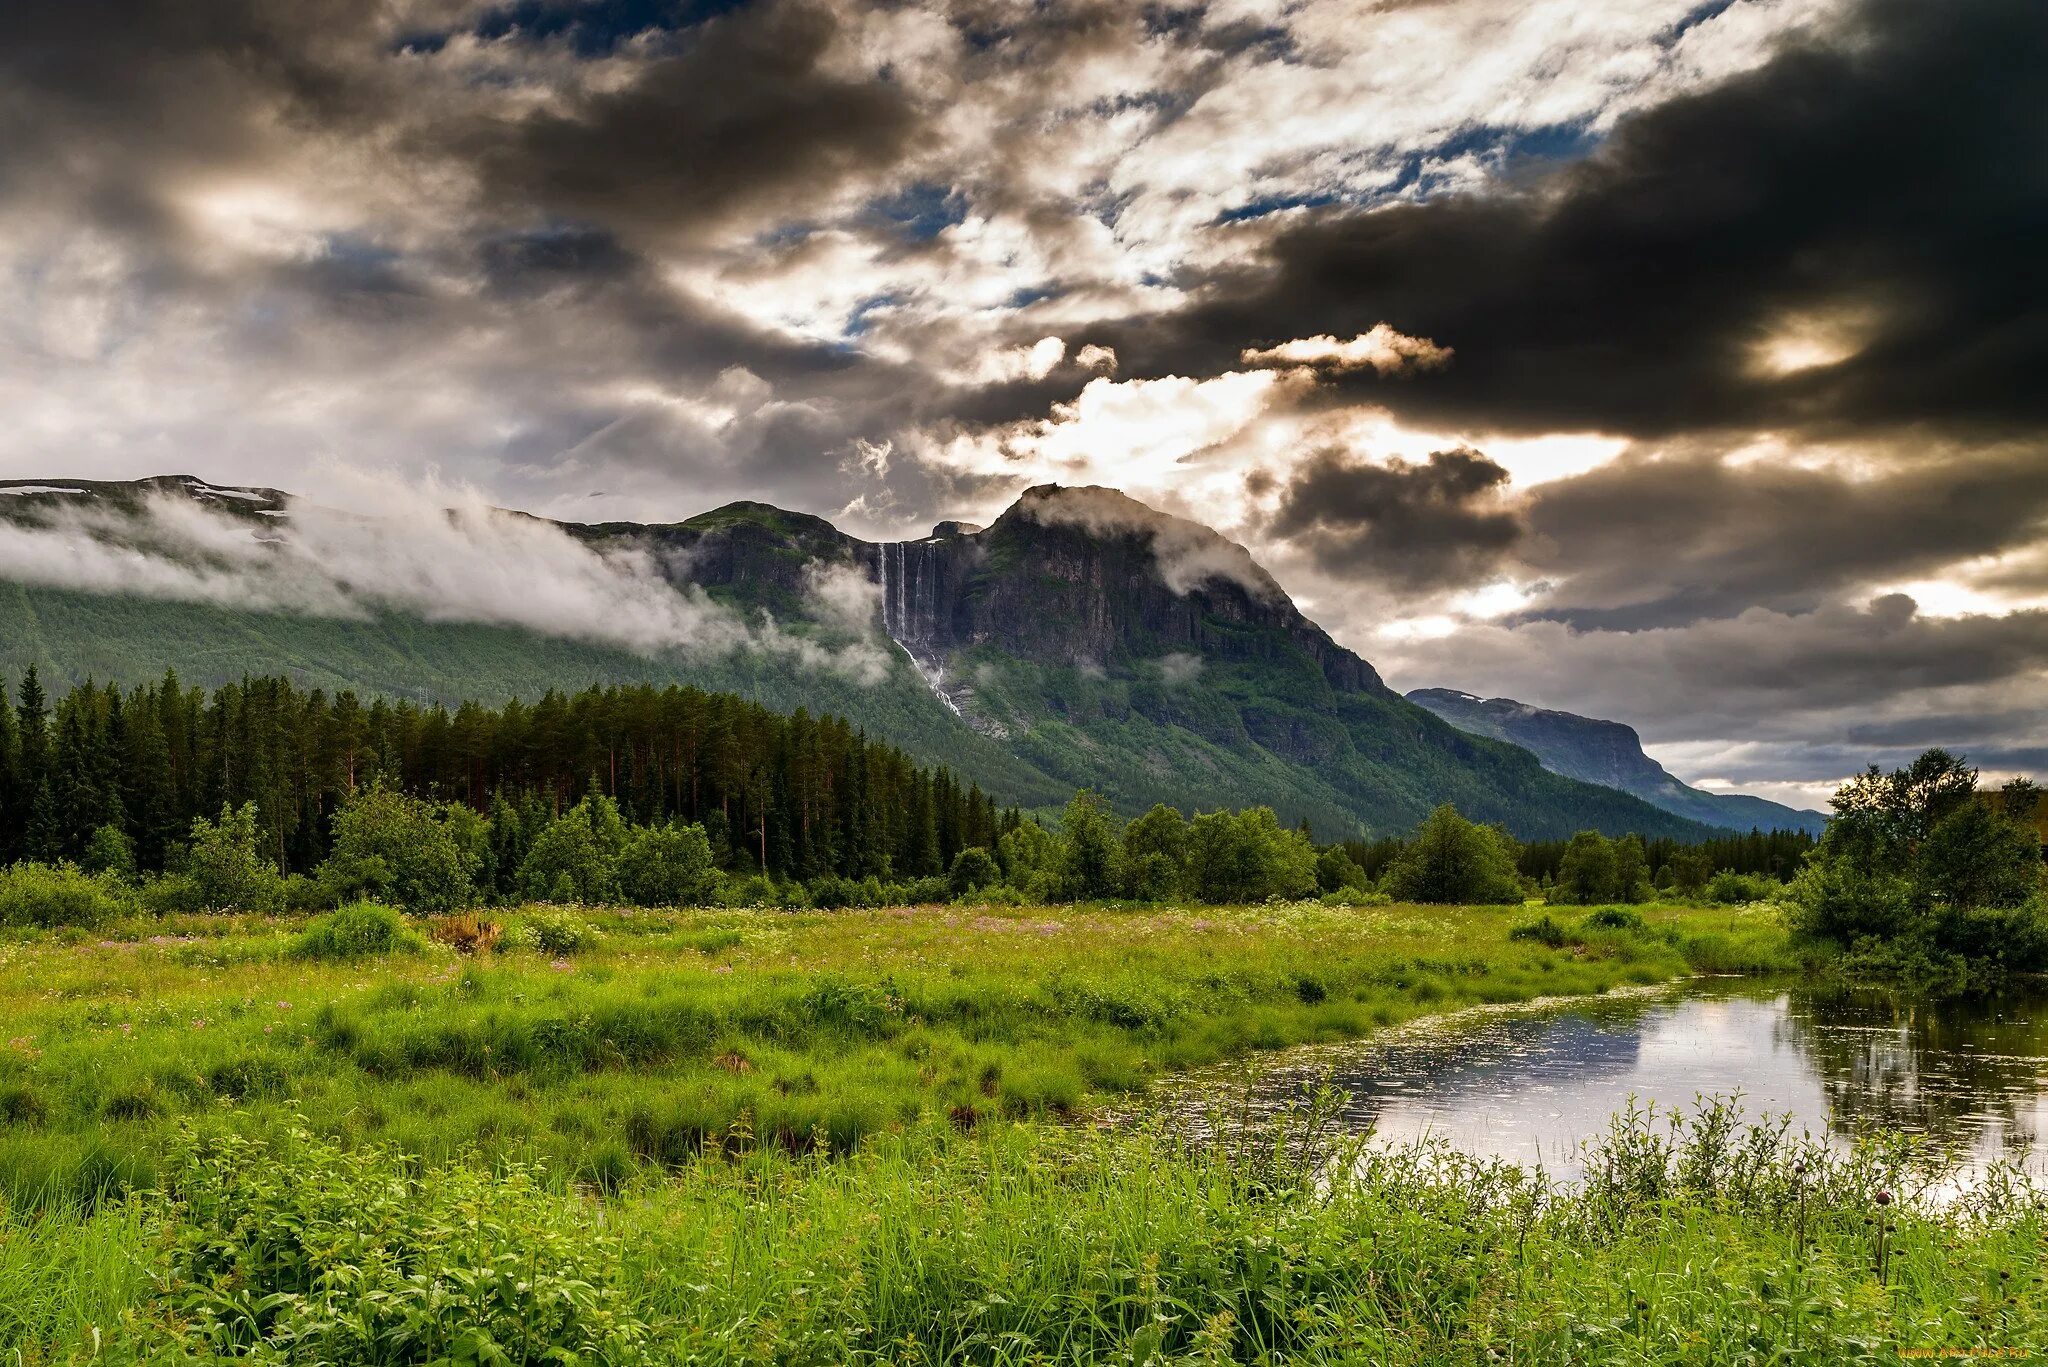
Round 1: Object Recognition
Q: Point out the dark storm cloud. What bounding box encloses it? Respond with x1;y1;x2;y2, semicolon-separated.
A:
460;0;922;239
1268;447;1523;590
1125;0;2048;443
1512;443;2048;627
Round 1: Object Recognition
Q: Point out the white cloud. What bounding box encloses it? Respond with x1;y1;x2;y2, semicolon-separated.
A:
1241;325;1452;375
0;471;891;681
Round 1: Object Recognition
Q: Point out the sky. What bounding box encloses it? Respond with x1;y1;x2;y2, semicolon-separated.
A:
2;0;2043;809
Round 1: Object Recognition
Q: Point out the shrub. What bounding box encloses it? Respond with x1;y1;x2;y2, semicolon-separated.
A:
1703;869;1781;905
508;907;599;955
1509;915;1574;948
617;822;718;907
947;846;1001;898
1184;807;1317;903
1932;898;2048;972
317;787;477;913
80;824;137;881
291;902;425;961
1320;886;1391;908
182;804;281;912
1583;905;1647;931
1554;831;1620;905
520;794;629;905
0;861;137;929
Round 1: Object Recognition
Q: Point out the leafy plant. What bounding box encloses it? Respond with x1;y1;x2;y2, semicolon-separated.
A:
161;1125;650;1363
291;901;425;961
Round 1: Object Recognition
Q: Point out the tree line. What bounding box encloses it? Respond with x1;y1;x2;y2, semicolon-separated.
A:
0;667;1881;922
0;668;1012;885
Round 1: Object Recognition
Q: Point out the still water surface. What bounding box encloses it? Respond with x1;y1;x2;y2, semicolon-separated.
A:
1235;980;2048;1184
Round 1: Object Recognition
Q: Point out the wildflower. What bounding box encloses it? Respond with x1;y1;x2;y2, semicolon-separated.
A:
1875;1189;1893;1207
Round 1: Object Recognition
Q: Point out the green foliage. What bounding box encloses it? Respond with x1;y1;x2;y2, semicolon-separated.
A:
1184;807;1317;903
617;822;718;907
1508;914;1575;947
946;846;1001;897
10;1095;2044;1363
508;906;600;955
1382;804;1523;905
1554;830;1619;904
996;820;1058;891
0;861;136;928
291;901;426;961
521;793;629;904
80;824;136;881
1055;790;1120;900
183;803;280;912
1917;800;2044;912
320;786;477;913
1611;832;1649;903
1702;868;1781;905
0;668;1016;892
1314;843;1368;893
1118;804;1189;900
162;1125;649;1362
1788;749;2048;973
1582;905;1646;931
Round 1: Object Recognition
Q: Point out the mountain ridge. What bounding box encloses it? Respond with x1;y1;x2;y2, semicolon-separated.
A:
1406;687;1826;835
0;474;1721;841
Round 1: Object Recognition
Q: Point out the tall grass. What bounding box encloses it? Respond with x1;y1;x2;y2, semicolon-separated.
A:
4;1098;2040;1362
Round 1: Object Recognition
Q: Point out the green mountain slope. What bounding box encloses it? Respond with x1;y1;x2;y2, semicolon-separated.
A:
0;476;1715;840
1406;688;1827;835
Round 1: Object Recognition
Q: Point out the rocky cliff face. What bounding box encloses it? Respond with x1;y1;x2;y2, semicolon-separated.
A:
861;486;1383;694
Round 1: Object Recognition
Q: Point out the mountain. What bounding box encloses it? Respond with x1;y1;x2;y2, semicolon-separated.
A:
0;474;1715;841
1405;688;1827;835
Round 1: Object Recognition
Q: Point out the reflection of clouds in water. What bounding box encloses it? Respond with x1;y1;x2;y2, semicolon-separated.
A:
1272;984;2048;1186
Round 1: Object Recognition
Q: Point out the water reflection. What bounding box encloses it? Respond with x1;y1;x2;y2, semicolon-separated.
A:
1233;981;2048;1182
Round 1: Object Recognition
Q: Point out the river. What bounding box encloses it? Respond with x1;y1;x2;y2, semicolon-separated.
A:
1221;979;2048;1186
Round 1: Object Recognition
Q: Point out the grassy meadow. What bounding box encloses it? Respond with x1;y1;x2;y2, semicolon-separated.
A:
1;898;2041;1362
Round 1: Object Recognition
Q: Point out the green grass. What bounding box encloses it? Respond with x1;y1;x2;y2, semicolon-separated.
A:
10;897;2033;1364
0;901;1770;1200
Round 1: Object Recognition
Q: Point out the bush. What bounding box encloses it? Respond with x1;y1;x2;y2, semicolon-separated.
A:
617;821;718;907
520;794;629;905
81;824;137;881
1932;898;2048;972
318;787;477;913
182;804;281;912
1319;886;1391;908
507;907;599;955
1508;915;1575;948
1583;905;1647;931
1703;869;1781;905
1184;807;1317;903
0;861;136;929
948;846;1001;898
291;902;425;961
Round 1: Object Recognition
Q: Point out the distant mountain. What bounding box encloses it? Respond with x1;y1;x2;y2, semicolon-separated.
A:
0;475;1715;841
1406;688;1827;835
